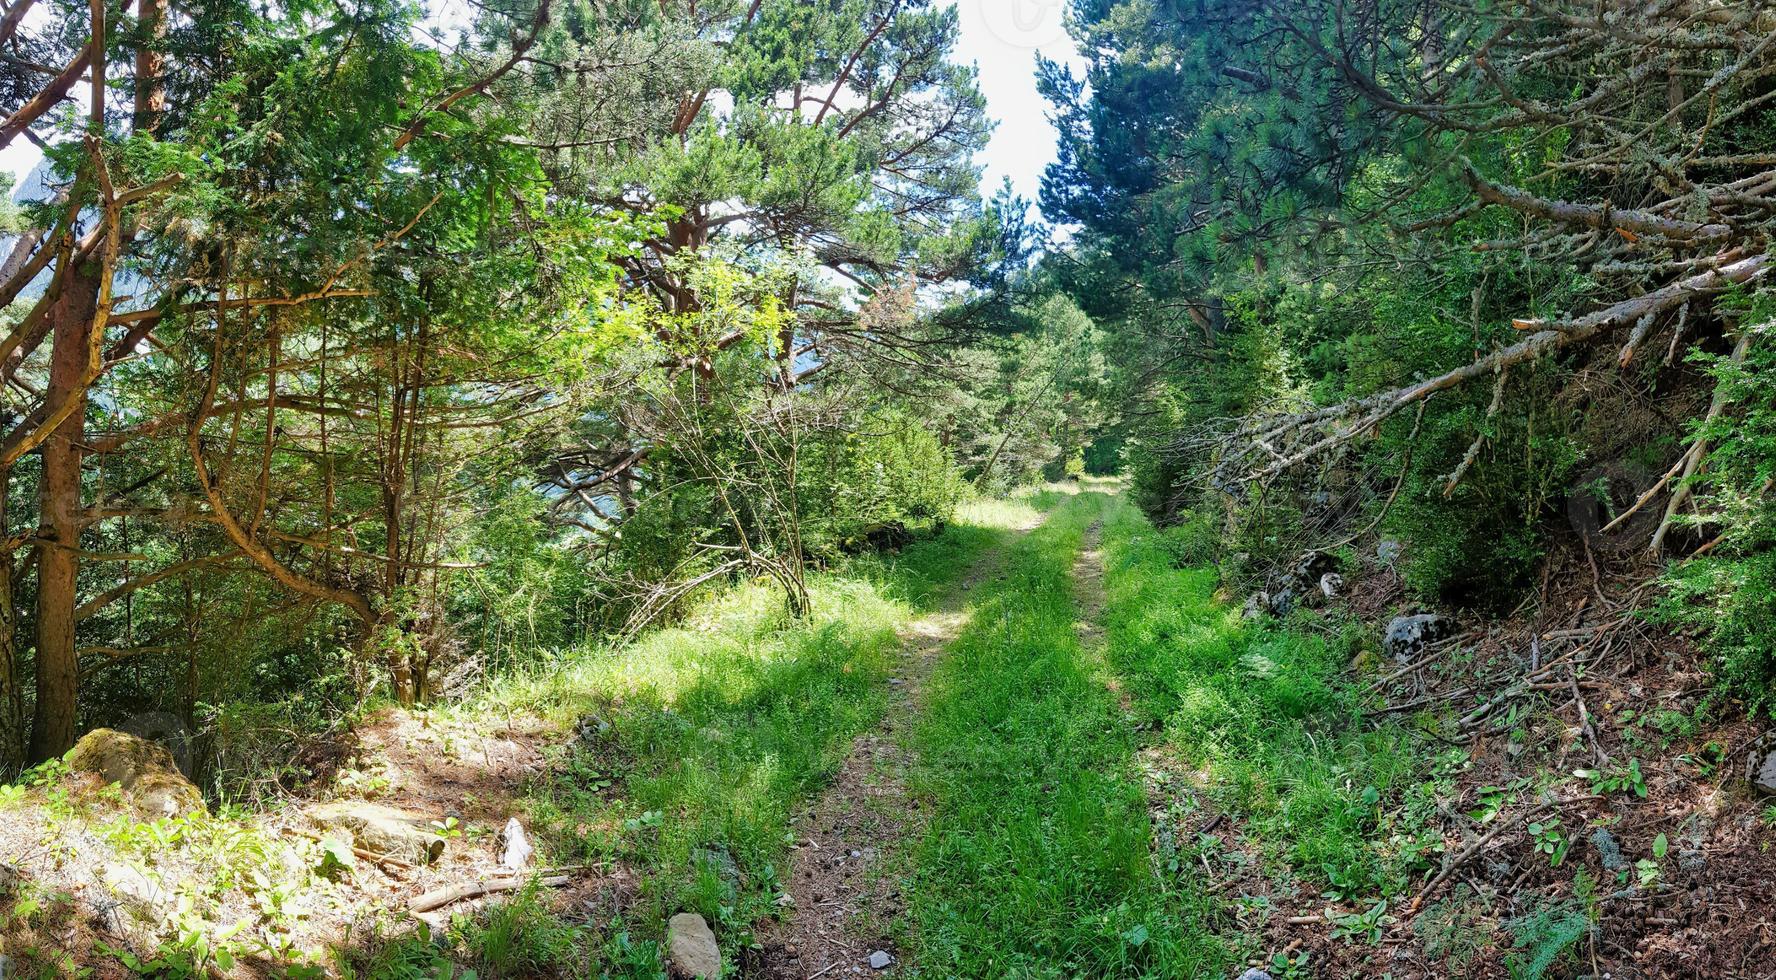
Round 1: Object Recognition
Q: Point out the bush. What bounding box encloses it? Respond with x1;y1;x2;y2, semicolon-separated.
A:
1652;321;1776;715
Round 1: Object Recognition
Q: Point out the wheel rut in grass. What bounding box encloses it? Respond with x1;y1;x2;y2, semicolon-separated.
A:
1071;518;1131;712
754;514;1043;979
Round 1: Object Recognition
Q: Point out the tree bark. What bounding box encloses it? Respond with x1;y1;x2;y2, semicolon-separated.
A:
0;464;20;772
28;261;100;761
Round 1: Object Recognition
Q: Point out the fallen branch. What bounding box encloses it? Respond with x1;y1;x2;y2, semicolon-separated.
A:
409;874;572;914
1409;804;1556;915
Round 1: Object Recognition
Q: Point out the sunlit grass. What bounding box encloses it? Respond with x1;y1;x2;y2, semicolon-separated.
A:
424;499;1021;973
1095;496;1431;948
903;492;1226;977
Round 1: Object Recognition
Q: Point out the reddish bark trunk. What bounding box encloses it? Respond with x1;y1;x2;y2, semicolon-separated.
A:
28;261;99;761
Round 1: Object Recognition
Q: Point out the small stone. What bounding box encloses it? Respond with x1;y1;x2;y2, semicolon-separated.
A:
666;912;721;978
1319;572;1344;599
1383;613;1456;664
1236;970;1273;980
868;950;893;970
887;678;905;687
849;849;862;858
501;816;533;871
1376;539;1404;565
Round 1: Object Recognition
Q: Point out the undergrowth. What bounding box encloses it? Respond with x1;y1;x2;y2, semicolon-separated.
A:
1094;495;1437;967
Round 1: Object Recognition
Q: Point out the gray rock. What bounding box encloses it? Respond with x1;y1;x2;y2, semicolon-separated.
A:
868;950;893;970
310;801;445;864
1383;613;1455;664
1376;539;1404;565
1270;589;1297;617
102;862;171;912
501;816;533;871
1319;572;1345;599
66;728;206;818
1236;970;1273;980
1241;593;1270;620
666;912;721;978
1746;732;1776;795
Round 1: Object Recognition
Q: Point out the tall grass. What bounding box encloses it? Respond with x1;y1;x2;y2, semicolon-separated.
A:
1096;497;1430;922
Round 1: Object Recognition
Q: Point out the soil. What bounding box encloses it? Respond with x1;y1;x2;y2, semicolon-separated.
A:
749;513;1043;979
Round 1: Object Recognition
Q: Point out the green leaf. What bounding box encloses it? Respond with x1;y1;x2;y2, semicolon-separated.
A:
1652;832;1668;859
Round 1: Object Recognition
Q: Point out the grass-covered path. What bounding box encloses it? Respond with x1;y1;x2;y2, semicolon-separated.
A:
890;488;1227;978
757;498;1046;977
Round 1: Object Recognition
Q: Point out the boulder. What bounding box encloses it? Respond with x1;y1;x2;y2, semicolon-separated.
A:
1383;613;1455;664
310;801;444;864
666;912;721;978
1745;733;1776;796
66;728;206;818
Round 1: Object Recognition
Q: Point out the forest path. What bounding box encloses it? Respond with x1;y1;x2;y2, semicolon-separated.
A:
1071;518;1133;713
755;508;1046;979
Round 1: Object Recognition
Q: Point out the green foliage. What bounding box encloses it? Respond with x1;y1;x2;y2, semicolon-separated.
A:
1504;900;1590;980
1098;499;1431;900
1653;323;1776;714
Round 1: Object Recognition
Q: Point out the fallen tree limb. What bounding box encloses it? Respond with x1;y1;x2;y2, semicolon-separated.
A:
409;874;572;913
1409;803;1556;915
1219;251;1771;483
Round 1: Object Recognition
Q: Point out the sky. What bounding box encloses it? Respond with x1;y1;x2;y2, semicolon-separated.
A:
2;1;1085;207
952;0;1085;206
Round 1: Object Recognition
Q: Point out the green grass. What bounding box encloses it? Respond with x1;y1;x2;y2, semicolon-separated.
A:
1095;498;1434;950
903;491;1227;977
346;497;1039;975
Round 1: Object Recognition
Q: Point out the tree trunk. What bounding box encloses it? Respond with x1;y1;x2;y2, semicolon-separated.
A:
0;465;20;772
28;262;99;761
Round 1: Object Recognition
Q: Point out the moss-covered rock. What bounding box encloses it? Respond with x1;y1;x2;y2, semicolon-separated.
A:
66;728;207;818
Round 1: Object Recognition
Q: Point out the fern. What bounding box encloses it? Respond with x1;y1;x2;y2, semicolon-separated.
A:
1505;900;1590;980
